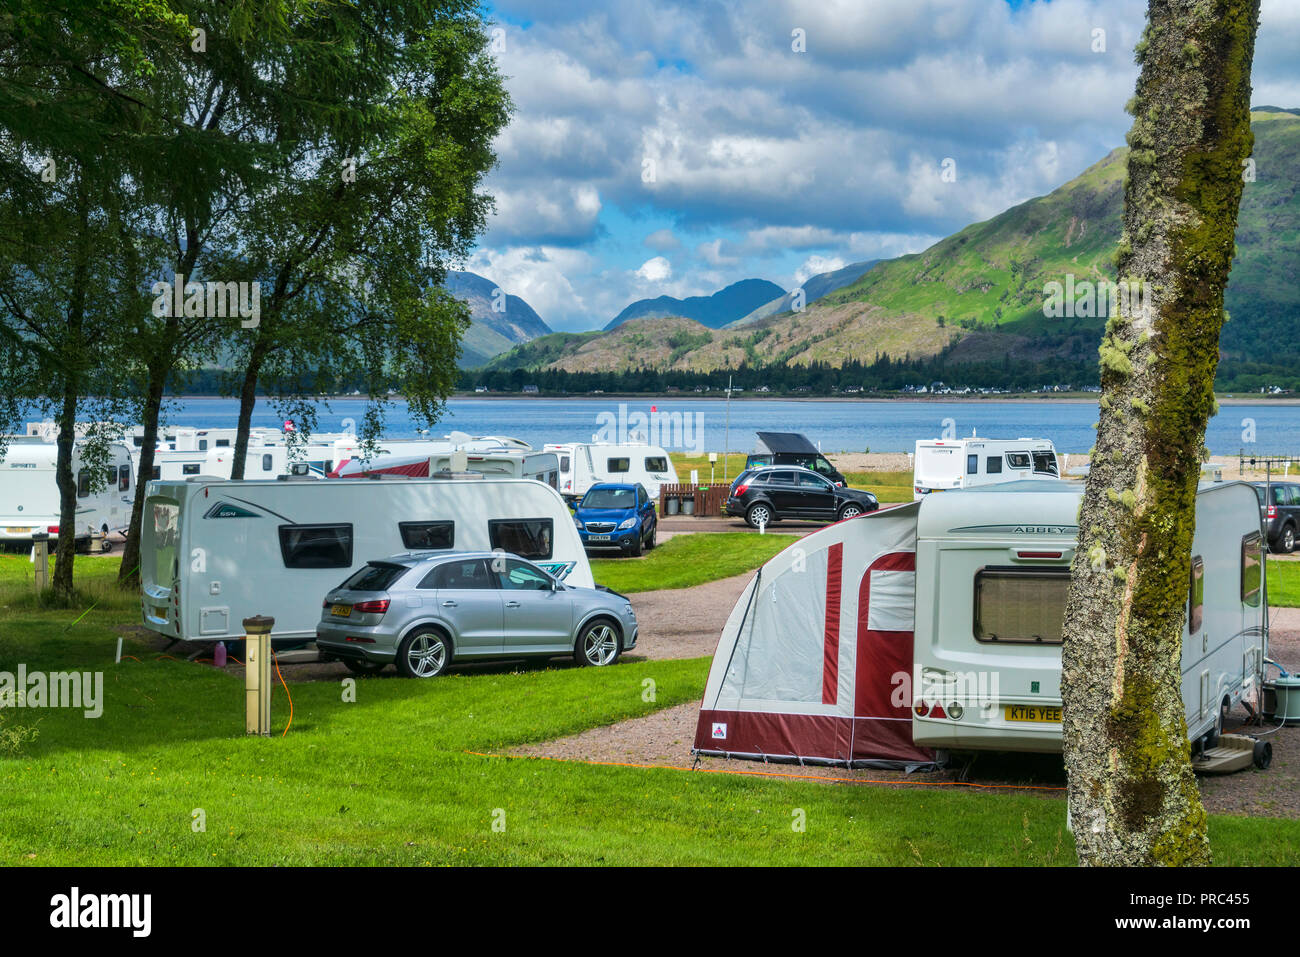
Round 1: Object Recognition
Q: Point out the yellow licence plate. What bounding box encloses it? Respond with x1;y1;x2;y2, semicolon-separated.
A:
6;527;33;534
330;604;352;618
1005;705;1061;723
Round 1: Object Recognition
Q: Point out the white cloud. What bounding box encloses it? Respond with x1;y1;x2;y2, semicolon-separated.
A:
794;254;846;286
635;256;673;283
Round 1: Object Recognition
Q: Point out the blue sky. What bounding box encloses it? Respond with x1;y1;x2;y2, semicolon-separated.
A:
465;0;1300;331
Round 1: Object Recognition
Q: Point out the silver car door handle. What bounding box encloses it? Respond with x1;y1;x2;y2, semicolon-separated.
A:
442;600;457;607
505;600;521;608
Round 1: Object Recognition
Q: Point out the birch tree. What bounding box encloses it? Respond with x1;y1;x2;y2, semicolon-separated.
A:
1061;0;1260;865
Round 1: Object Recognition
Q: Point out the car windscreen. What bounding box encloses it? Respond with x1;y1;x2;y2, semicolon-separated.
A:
582;488;637;509
340;562;408;592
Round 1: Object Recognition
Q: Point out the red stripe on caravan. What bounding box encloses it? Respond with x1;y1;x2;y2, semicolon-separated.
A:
822;542;843;704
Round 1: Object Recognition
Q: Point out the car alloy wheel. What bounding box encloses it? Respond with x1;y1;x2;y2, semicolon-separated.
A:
399;629;450;678
577;620;621;667
839;504;863;521
746;504;772;529
1285;526;1296;554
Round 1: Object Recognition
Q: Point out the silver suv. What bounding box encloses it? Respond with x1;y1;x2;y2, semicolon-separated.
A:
316;551;637;678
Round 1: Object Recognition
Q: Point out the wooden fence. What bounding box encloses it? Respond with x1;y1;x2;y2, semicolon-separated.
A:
658;482;729;517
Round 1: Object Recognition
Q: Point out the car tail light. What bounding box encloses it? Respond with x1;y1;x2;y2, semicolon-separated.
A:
734;483;749;496
1268;505;1277;519
352;599;389;615
345;636;376;644
47;525;59;534
322;599;331;608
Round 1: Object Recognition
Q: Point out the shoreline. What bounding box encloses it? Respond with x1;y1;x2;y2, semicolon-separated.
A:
166;393;1299;405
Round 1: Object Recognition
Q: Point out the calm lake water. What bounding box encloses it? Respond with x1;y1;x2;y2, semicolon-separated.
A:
151;396;1298;456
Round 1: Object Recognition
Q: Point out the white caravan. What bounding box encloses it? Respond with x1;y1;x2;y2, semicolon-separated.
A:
0;437;135;549
544;442;679;501
329;448;559;489
913;436;1059;499
140;476;594;643
911;480;1265;753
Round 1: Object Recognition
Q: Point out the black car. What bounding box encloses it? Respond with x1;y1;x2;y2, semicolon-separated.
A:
726;466;878;529
1252;481;1300;552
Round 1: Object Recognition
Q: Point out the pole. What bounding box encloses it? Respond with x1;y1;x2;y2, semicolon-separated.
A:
724;375;732;483
31;531;49;593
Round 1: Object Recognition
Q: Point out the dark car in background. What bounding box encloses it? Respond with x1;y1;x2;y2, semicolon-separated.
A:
726;466;877;529
745;431;846;485
571;482;657;555
1252;481;1300;552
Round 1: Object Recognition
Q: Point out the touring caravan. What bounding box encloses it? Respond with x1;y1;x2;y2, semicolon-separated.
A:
544;442;679;501
329;449;559;488
910;481;1264;753
140;476;593;643
694;480;1265;766
0;437;135;550
913;436;1060;499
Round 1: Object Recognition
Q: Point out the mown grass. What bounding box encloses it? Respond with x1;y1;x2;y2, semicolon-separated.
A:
2;555;1298;865
843;469;915;503
1267;558;1300;607
591;531;796;593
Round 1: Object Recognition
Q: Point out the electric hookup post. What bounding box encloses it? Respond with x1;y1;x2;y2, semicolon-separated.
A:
31;531;49;593
243;615;274;736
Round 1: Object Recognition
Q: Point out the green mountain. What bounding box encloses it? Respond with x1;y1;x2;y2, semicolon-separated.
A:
482;110;1300;382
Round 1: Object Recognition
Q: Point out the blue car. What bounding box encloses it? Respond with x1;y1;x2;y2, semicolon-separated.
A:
572;483;658;555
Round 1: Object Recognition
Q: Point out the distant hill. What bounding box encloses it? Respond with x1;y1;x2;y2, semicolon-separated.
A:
603;277;785;331
726;259;880;328
444;270;552;367
482;110;1300;378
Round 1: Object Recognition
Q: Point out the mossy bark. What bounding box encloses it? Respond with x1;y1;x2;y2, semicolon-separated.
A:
1061;0;1259;866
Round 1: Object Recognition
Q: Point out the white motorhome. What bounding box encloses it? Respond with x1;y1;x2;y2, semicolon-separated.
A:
913;436;1060;499
0;437;135;550
329;449;559;488
911;481;1265;753
544;442;679;501
140;475;594;643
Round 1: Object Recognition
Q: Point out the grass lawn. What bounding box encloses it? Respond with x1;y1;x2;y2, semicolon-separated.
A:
843;469;914;503
1267;558;1300;607
591;531;797;593
2;554;1298;866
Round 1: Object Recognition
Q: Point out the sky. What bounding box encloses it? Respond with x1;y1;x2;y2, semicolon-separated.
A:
463;0;1300;332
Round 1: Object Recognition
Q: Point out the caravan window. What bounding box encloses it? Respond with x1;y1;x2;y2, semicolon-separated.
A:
559;455;571;472
278;524;353;569
488;518;554;559
198;439;208;451
973;567;1070;644
262;454;273;472
1188;557;1204;633
216;439;230;448
149;501;179;585
77;470;90;498
182;463;200;476
645;456;669;473
986;456;1003;474
1006;452;1031;469
1032;452;1059;476
1242;533;1262;607
607;457;630;473
399;521;455;550
150;466;161;481
118;464;131;491
967;454;979;475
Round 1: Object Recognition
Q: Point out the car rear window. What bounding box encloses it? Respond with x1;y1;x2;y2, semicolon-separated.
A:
399;520;455;550
488;518;554;559
340;562;408;592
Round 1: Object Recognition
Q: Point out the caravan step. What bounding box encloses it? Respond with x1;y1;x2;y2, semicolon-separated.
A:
1192;734;1270;774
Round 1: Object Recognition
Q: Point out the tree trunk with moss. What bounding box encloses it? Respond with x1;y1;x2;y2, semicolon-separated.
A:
1061;0;1260;866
